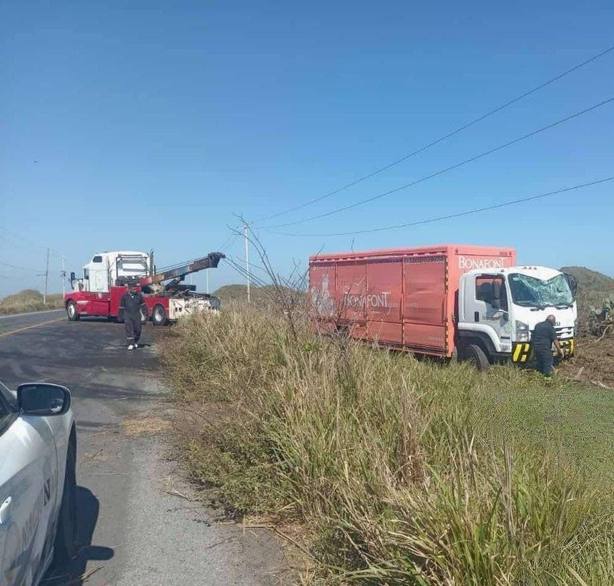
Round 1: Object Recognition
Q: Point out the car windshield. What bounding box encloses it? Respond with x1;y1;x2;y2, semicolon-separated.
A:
508;273;574;309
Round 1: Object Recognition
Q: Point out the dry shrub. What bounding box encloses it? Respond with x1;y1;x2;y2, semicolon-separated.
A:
161;307;614;584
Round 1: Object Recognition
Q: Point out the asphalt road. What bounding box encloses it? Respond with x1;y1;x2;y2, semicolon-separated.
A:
0;311;286;585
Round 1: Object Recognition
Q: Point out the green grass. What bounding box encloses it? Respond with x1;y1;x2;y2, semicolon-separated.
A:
0;289;64;315
161;307;614;584
468;367;614;485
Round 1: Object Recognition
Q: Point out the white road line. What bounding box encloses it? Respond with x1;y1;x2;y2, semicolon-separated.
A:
0;308;64;320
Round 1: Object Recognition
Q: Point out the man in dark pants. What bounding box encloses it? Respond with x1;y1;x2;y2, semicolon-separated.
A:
532;315;564;380
119;285;148;350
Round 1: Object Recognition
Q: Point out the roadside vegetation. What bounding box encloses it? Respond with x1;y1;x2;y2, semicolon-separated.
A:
162;300;614;584
0;289;64;316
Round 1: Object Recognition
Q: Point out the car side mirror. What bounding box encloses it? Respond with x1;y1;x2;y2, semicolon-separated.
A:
17;383;71;416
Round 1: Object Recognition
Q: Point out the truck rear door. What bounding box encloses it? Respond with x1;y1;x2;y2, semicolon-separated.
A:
403;256;447;353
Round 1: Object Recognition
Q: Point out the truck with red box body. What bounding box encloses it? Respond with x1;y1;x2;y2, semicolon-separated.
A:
64;250;224;325
309;244;577;368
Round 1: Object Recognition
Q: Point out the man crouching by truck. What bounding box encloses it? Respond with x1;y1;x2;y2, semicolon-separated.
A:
120;285;148;350
532;315;564;380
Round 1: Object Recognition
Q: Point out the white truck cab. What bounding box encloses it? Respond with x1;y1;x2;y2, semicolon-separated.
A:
458;266;576;365
73;251;151;293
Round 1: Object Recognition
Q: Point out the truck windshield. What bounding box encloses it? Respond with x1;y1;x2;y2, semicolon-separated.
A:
508;273;574;309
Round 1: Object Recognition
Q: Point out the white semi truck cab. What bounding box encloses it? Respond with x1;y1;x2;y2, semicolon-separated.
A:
457;266;577;365
72;251;151;293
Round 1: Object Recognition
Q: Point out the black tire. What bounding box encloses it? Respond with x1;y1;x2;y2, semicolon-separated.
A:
54;439;78;563
152;304;167;326
462;344;490;371
66;302;80;322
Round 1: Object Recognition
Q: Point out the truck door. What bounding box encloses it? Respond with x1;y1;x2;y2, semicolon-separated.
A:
470;274;511;349
0;389;58;586
89;255;109;293
403;256;447;352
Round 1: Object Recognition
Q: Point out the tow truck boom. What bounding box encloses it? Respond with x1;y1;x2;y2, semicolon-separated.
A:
140;252;225;287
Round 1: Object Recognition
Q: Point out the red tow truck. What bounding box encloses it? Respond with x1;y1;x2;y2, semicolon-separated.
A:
64;251;224;325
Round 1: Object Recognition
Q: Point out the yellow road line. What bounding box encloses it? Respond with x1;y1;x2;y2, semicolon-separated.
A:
0;317;65;339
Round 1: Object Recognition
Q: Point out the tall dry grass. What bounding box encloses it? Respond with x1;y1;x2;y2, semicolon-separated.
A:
161;306;614;584
0;290;63;315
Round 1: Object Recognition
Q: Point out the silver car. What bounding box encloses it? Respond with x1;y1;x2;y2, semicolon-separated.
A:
0;382;77;585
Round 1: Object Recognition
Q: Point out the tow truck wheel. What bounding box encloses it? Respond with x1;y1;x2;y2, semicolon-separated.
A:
152;305;167;326
66;301;80;322
462;344;490;371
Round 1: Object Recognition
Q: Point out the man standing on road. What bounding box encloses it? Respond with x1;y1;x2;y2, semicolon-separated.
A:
119;285;148;350
532;315;564;380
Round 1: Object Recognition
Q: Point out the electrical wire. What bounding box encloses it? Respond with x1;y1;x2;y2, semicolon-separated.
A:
225;257;270;288
230;255;270;276
268;175;614;237
0;261;45;273
263;96;614;229
0;226;72;262
218;232;240;253
256;43;614;224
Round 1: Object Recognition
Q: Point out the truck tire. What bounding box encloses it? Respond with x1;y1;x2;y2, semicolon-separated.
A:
66;301;80;322
462;344;490;371
54;440;78;563
152;305;167;326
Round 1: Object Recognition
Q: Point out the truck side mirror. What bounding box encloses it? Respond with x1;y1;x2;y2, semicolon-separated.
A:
70;271;76;283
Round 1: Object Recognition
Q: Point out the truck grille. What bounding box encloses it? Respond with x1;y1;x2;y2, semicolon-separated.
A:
555;326;574;339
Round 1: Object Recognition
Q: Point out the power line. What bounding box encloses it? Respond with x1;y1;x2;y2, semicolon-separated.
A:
264;95;614;229
0;225;70;260
225;258;270;288
268;176;614;237
0;261;45;273
256;43;614;224
218;232;239;253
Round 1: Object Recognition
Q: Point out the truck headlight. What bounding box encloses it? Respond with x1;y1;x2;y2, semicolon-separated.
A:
515;320;530;342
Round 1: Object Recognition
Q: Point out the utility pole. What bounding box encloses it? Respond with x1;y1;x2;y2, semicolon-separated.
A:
61;255;66;296
44;248;50;304
244;224;251;303
206;269;210;294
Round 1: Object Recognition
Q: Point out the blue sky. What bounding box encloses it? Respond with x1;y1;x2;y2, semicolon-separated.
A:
1;0;613;296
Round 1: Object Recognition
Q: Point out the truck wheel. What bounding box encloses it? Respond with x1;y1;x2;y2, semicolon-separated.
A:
54;440;78;563
152;305;167;326
66;301;80;322
462;344;490;371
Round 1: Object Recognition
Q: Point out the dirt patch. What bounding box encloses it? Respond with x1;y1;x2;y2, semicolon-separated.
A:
559;335;614;389
122;416;171;437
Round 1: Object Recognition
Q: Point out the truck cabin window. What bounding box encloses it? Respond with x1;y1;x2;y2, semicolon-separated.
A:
508;273;573;309
93;256;103;263
475;276;508;311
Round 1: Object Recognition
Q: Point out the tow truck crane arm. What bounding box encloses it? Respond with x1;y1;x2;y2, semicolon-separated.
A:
139;252;225;287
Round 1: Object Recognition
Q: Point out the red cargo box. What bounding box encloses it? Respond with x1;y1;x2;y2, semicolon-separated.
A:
309;244;516;357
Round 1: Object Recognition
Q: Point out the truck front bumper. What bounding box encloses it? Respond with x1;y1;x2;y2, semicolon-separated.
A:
512;338;575;364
